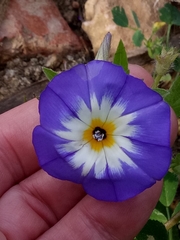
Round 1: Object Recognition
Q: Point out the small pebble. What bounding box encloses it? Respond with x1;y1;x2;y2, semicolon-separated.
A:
66;55;74;61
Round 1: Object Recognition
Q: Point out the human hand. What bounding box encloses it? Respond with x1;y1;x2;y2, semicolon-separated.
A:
0;65;177;240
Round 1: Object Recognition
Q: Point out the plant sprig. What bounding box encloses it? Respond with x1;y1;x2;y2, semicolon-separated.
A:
112;3;180;239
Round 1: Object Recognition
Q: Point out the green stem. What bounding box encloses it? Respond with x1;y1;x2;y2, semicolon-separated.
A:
128;25;138;31
166;24;172;47
166;207;173;240
143;38;149;45
165;210;180;231
152;74;162;88
147;47;153;59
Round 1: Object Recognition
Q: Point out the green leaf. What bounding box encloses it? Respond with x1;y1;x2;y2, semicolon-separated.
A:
112;6;128;27
132;30;144;47
95;32;112;61
154;88;168;98
113;39;129;73
160;73;172;82
150;209;167;224
136;220;168;240
159;171;178;207
171;153;180;175
172;201;180;217
174;56;180;72
159;3;180;26
132;10;140;28
155;201;167;218
164;76;180;117
42;67;58;81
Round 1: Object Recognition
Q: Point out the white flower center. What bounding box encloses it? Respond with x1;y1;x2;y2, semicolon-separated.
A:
55;96;138;178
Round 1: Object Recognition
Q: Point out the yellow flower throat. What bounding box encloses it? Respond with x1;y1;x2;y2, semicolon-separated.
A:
83;118;116;152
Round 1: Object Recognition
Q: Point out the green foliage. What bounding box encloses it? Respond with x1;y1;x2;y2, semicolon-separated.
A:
42;67;58;81
172;202;180;217
160;73;172;82
132;10;140;28
154;47;179;78
154;88;168;97
136;172;179;239
111;3;180;240
113;39;129;73
135;220;168;240
146;37;164;59
132;30;144;47
171;154;180;175
112;3;180;84
112;6;128;27
164;75;180;117
159;172;178;207
154;75;180;117
137;172;179;239
173;56;180;72
150;208;167;224
159;3;180;26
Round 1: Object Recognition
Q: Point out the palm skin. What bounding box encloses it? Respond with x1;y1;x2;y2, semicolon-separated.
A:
0;65;177;240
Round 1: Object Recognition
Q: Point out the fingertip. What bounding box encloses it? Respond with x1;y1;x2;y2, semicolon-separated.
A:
129;64;153;88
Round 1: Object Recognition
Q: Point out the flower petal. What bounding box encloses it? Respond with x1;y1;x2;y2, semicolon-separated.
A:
116;74;163;115
113;112;137;137
122;138;171;180
33;126;158;201
82;163;155;201
48;63;91;112
39;86;80;132
86;61;127;111
127;101;170;146
33;126;83;183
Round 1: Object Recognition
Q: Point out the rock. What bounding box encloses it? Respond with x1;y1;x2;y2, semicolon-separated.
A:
0;0;82;62
44;53;60;68
82;0;167;58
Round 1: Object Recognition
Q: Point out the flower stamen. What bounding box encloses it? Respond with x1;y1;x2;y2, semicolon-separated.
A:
93;127;107;141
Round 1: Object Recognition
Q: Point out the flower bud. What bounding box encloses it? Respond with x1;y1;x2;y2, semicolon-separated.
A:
155;47;179;76
95;32;112;60
152;21;166;33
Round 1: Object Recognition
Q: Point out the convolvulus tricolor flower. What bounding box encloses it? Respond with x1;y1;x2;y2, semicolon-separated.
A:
33;60;171;201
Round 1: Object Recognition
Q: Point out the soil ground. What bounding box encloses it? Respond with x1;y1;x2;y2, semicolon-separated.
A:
0;0;93;113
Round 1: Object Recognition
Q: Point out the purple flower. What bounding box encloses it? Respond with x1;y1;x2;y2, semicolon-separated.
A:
33;60;171;202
